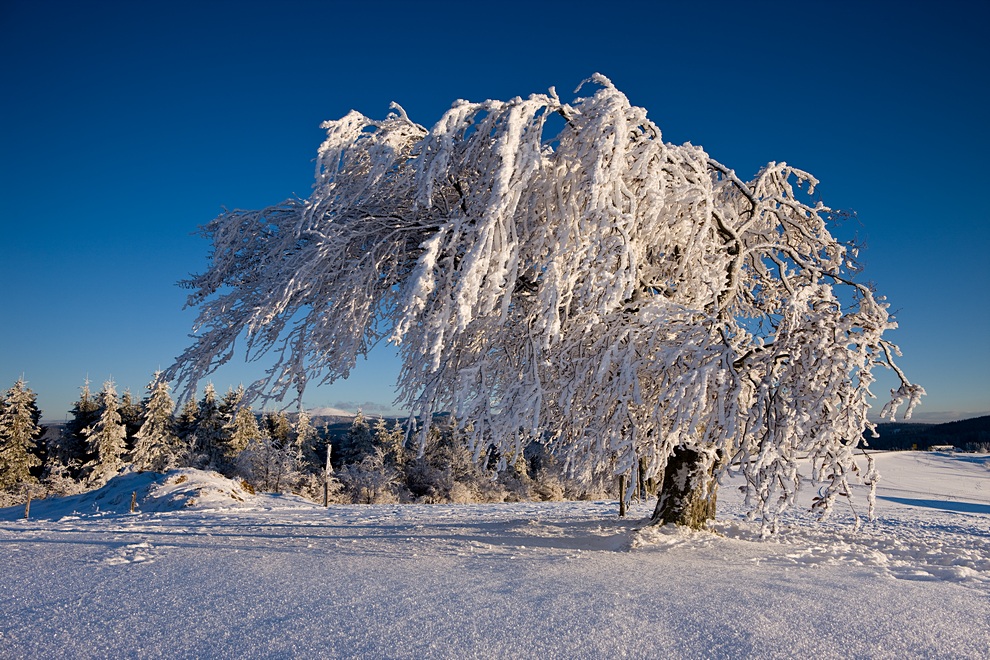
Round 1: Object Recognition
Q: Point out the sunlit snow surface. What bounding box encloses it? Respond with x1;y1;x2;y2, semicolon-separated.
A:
1;453;988;658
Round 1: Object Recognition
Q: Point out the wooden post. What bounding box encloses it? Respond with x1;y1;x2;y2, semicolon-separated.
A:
638;456;647;502
323;443;333;508
130;491;137;513
618;474;627;517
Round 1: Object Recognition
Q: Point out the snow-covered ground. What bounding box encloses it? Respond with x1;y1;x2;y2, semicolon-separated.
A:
1;451;988;658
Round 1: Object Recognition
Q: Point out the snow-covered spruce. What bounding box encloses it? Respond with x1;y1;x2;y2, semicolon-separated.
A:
83;380;128;488
131;372;182;473
170;75;923;531
0;378;42;491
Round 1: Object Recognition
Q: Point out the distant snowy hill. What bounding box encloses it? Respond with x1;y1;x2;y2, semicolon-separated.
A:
306;406;356;418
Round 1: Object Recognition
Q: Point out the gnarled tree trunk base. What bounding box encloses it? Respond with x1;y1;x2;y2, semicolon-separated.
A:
650;446;718;530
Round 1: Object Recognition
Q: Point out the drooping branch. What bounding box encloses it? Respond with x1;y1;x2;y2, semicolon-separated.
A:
171;75;921;531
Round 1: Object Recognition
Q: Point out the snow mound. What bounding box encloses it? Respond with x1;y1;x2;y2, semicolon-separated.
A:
0;468;318;521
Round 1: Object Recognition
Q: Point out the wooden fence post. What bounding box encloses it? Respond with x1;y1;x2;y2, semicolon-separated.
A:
324;443;333;508
638;456;647;502
618;474;627;517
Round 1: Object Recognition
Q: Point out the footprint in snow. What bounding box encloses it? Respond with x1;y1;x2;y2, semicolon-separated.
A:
103;541;156;565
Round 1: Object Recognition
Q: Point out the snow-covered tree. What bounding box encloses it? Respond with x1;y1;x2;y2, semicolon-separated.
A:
171;76;923;531
373;416;406;467
215;385;251;470
337;446;403;504
293;409;320;470
191;383;225;468
0;378;43;490
228;405;261;458
131;372;181;472
264;410;292;447
58;378;101;474
118;388;144;450
219;385;245;421
337;411;373;465
238;424;298;493
403;418;506;504
174;395;198;462
85;379;127;486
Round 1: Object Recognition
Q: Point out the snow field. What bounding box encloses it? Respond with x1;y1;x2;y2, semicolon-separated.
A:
1;452;988;658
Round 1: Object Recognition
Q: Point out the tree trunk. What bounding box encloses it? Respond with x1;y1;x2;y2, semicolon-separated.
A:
618;474;627;517
651;446;718;529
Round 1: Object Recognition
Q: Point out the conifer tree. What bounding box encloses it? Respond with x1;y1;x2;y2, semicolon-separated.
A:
373;416;406;467
193;383;225;467
263;411;298;490
174;395;198;463
132;372;181;472
85;379;128;486
218;385;245;422
0;378;43;491
118;389;144;450
212;385;249;471
339;411;373;465
293;409;320;470
59;379;100;474
264;411;292;448
228;406;261;458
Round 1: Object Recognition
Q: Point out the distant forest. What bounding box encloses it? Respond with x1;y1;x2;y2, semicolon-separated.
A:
864;416;990;452
0;377;615;508
2;374;987;509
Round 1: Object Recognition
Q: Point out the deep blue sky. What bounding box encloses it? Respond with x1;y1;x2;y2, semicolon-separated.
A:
2;0;987;423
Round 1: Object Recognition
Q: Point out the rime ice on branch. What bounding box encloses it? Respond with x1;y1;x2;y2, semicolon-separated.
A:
170;75;923;531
